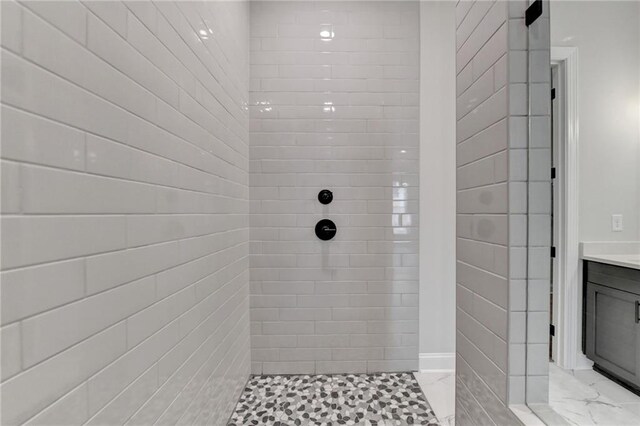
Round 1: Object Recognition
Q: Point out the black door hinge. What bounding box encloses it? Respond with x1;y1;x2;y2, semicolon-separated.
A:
551;246;556;258
526;0;543;26
550;324;555;336
551;167;556;179
551;88;556;100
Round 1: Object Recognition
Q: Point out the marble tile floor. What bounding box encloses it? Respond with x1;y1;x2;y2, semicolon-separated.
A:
413;372;455;426
228;372;439;425
545;362;640;425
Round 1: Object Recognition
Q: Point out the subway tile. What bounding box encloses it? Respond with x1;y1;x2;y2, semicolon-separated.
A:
1;216;127;269
126;286;196;348
23;383;89;426
1;324;21;381
526;344;549;375
86;134;179;188
332;347;383;361
457;4;506;74
123;1;157;34
457;87;507;143
279;348;331;362
1;160;20;214
457;119;508;167
530;116;551;148
383;346;417;360
456;1;493;51
262;361;314;375
528;17;550;51
1;259;85;325
87;321;180;417
86;366;158;426
457;68;494;120
367;359;417;373
457;183;508;214
1;106;86;171
456;261;508;308
85;241;178;295
23;10;156;123
471;20;507;80
530;82;551;116
22;1;87;45
279;308;331;321
298;335;350;348
493;54;507;90
509;83;527;116
1;0;22;53
508;18;527;50
2;51;130;143
262;321;314;335
0;323;126;426
82;1;128;38
530;50;551;83
317;361;367;374
21;276;155;368
20;164;157;214
87;14;180;108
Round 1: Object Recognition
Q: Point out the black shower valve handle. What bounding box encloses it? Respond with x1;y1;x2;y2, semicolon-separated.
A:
318;189;333;205
315;219;337;241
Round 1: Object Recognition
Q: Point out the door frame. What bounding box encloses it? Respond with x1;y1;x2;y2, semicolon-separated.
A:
550;46;590;370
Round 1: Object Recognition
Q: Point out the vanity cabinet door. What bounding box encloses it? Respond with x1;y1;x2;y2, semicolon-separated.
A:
585;282;640;387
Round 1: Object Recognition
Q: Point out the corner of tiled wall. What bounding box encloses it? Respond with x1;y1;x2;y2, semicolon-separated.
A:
506;0;531;406
527;0;552;406
507;0;552;408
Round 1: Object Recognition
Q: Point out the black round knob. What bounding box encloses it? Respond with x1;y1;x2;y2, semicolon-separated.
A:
318;189;333;205
315;219;337;241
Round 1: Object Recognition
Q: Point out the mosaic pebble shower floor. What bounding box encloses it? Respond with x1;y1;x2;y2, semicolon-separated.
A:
228;372;439;425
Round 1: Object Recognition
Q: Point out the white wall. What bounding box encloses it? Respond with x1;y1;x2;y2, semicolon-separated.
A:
419;1;456;371
551;1;640;242
0;1;250;425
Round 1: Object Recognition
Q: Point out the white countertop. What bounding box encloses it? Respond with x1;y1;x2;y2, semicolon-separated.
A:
581;254;640;270
580;242;640;270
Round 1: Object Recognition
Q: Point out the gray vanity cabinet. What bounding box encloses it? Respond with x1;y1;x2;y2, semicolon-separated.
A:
584;261;640;390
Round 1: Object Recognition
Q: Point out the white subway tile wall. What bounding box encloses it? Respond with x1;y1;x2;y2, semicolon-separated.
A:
0;1;250;425
455;1;522;424
249;1;420;375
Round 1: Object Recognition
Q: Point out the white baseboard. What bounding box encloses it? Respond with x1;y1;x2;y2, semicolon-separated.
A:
419;352;455;373
574;352;594;370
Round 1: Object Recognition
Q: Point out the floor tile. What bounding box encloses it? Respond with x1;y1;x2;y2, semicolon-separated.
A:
413;372;455;425
228;372;439;425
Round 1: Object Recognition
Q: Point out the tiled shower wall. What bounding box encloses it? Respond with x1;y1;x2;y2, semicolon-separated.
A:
455;0;551;423
455;1;514;424
249;1;420;375
1;1;250;425
455;1;523;424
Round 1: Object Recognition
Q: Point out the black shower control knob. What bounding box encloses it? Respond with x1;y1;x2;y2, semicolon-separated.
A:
318;189;333;205
315;219;337;241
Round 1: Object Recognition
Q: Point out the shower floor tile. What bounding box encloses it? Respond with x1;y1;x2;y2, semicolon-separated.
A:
228;372;439;425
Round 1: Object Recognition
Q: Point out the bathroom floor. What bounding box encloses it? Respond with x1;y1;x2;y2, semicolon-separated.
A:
542;363;640;425
228;372;439;425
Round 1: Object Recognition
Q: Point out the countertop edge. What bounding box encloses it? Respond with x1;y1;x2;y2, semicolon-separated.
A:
582;255;640;271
